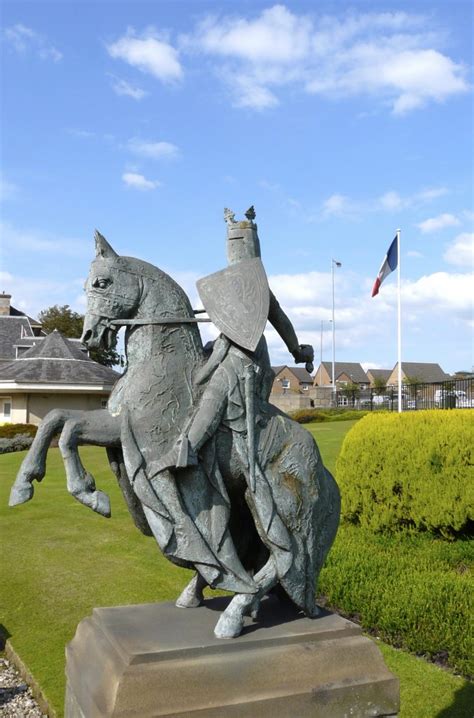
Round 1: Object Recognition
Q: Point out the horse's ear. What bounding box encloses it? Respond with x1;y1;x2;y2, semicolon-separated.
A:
95;230;118;259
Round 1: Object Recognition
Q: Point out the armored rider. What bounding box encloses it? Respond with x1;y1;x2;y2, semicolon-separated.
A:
157;207;314;478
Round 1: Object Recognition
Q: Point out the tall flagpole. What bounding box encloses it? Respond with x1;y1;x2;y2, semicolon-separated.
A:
397;228;402;413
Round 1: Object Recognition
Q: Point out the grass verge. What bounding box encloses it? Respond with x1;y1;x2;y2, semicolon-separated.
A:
1;420;472;716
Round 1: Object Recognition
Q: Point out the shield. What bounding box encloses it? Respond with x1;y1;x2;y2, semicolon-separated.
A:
197;258;270;351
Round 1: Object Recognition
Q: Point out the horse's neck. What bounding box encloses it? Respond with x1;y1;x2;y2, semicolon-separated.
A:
124;282;204;366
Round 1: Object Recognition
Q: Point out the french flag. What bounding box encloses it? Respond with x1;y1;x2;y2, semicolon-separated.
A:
372;236;398;297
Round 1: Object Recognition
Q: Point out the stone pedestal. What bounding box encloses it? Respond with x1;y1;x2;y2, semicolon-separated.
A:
65;596;399;717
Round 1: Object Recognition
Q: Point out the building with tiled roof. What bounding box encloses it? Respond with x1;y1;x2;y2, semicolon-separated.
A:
366;368;392;386
314;362;369;387
0;294;119;424
271;365;314;396
387;362;450;385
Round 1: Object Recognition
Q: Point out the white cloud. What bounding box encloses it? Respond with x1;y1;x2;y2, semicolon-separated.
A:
407;250;423;258
319;185;448;220
107;28;182;82
110;76;148;100
0;221;88;256
400;272;473;316
262;265;472;367
182;7;469;112
322;194;354;217
417;213;461;233
0;271;86;317
127;138;179;159
379;191;403;211
4;23;62;61
122;172;161;190
443;232;474;267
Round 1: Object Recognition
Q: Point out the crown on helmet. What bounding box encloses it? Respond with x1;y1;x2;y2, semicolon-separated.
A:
225;206;261;264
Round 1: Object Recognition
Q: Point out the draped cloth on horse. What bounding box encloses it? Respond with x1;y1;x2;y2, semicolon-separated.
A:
198;342;339;616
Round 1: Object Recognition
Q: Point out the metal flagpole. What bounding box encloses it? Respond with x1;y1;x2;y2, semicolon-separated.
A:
331;259;342;403
397;229;402;413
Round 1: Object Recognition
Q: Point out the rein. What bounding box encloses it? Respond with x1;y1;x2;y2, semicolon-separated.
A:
108;316;211;327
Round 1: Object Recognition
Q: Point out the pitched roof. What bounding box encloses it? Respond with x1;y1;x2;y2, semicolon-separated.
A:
290;367;314;383
9;304;43;328
0;330;120;386
367;369;392;382
0;316;35;360
272;365;313;383
397;362;451;383
321;362;368;383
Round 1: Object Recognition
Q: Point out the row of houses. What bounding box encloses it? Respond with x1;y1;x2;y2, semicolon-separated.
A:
272;361;452;396
0;293;119;424
269;361;459;411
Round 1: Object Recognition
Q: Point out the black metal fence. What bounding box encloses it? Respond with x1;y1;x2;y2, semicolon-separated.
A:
335;377;474;411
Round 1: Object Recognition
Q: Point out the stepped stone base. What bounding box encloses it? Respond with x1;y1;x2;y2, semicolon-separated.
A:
65;596;399;718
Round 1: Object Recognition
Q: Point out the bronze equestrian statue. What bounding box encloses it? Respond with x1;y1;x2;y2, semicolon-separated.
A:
10;208;340;639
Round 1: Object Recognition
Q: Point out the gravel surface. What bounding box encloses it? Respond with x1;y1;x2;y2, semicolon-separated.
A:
0;658;47;717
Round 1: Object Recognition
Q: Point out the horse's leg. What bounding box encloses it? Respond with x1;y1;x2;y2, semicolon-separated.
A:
214;556;278;639
58;410;120;517
176;571;207;608
10;409;82;506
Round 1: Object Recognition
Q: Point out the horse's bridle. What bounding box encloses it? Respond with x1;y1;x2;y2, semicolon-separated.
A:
107;311;211;327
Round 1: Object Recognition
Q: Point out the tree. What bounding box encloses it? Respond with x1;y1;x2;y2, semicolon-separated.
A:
37;305;120;367
372;377;387;395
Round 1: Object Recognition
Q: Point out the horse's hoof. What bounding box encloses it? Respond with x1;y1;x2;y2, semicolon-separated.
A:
175;587;203;608
9;482;34;507
176;594;202;609
93;490;111;518
214;612;243;639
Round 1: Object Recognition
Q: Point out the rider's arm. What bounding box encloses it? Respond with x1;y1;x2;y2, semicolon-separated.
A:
268;291;314;365
188;376;228;452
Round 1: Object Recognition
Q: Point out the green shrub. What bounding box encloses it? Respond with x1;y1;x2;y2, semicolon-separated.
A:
319;526;473;677
290;408;369;424
0;433;34;454
289;409;327;423
336;410;474;537
0;423;37;438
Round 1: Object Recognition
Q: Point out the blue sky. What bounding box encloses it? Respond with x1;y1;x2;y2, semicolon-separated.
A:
1;0;473;373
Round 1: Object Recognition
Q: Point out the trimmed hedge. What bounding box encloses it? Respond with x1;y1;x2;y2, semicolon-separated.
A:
290;408;369;424
0;423;37;438
0;433;34;454
336;410;474;537
319;526;473;677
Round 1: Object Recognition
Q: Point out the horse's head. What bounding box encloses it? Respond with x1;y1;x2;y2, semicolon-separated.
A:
81;231;142;350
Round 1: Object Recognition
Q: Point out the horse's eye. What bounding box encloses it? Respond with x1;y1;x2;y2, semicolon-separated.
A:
93;278;111;290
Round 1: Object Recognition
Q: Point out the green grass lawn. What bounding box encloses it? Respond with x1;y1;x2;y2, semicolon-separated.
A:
1;420;472;717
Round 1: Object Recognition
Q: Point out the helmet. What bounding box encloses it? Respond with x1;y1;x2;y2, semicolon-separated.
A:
225;206;261;264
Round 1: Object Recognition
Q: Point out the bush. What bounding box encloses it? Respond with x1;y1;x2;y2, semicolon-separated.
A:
319;526;473;677
336;410;474;537
290;408;369;423
0;423;37;438
0;433;34;454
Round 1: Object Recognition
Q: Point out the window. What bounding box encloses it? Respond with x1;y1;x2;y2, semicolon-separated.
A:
2;400;12;422
281;379;290;390
302;385;309;391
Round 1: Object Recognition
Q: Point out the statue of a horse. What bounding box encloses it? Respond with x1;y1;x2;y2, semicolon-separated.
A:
10;232;340;639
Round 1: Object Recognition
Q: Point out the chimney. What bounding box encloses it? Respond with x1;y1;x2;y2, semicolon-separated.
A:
0;292;11;316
